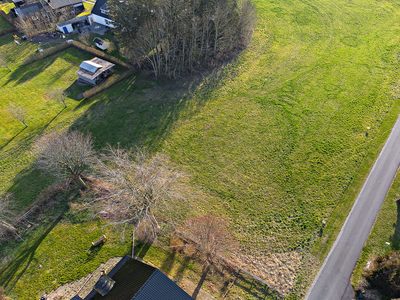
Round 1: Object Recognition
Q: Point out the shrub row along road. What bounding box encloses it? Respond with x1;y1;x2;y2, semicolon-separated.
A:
305;115;400;300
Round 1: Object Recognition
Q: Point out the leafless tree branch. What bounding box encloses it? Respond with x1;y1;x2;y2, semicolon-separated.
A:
33;130;95;188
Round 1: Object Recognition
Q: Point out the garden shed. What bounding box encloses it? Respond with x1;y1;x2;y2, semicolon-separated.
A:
57;15;89;33
76;57;115;86
93;37;109;50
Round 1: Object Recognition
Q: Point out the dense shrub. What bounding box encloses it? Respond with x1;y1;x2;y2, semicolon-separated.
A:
0;27;14;37
364;251;400;298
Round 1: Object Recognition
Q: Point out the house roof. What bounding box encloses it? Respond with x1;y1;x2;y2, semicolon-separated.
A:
91;0;109;19
76;57;115;81
70;296;84;300
14;2;43;18
57;15;88;27
47;0;83;9
133;269;194;300
84;256;193;300
93;37;104;45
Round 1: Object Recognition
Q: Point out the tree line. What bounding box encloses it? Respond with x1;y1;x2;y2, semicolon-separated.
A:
109;0;256;78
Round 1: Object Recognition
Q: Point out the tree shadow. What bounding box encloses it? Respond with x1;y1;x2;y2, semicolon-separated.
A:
391;200;400;250
160;250;176;274
67;65;228;152
232;272;282;300
0;127;26;150
0;209;66;291
134;241;153;259
3;54;59;87
41;108;65;132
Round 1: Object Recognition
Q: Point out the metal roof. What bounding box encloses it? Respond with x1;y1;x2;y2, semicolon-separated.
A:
14;2;43;18
47;0;82;9
88;257;156;300
84;256;193;300
91;0;109;18
133;269;193;300
79;60;103;74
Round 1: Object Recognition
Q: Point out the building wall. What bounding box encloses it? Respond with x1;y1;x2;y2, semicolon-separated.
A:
57;23;73;33
77;74;96;85
89;14;114;28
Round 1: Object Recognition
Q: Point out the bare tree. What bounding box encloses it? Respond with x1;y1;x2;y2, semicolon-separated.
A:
48;87;68;108
175;215;236;299
7;102;28;127
93;147;185;241
109;0;256;78
0;54;10;71
0;194;22;241
34;130;94;188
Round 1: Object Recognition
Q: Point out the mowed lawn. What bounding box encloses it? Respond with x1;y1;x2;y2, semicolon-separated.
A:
1;0;400;299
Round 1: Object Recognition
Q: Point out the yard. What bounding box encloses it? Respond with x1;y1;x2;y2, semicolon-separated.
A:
1;0;400;299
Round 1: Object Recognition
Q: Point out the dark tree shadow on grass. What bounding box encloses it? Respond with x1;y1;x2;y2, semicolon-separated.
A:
68;69;221;152
3;55;59;87
0;209;67;291
391;200;400;250
0;127;26;150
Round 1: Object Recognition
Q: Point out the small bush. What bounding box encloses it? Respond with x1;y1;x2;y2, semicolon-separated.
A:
364;251;400;298
0;27;14;37
0;286;9;300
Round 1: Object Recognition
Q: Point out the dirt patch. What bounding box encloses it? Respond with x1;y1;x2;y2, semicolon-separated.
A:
31;31;69;44
229;251;302;295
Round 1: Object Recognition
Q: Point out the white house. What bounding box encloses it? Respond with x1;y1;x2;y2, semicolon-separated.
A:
89;0;114;28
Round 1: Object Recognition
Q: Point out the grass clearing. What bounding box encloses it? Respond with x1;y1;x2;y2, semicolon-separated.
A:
1;0;400;298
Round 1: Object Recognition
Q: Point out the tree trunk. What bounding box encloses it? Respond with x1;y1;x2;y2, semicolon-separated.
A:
74;175;87;189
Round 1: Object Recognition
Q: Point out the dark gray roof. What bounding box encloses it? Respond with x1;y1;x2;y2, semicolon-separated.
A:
133;269;193;300
57;15;88;27
91;0;109;19
47;0;83;9
14;2;43;18
93;37;104;45
70;296;84;300
85;256;192;300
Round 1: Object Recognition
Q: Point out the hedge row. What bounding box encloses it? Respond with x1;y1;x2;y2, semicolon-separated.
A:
0;27;14;37
82;68;136;99
0;10;15;27
71;40;132;68
22;42;72;65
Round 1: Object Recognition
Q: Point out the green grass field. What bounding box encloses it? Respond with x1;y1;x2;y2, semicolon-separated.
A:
0;15;12;30
1;0;400;298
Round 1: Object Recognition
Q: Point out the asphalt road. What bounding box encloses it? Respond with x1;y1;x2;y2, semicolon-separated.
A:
305;115;400;300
